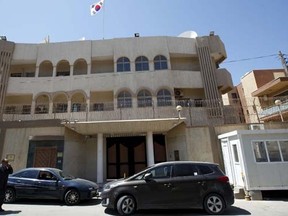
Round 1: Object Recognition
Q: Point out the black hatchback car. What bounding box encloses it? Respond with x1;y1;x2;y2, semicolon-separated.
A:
101;161;234;215
5;167;99;205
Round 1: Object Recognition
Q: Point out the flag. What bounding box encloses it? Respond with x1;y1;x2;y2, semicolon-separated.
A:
90;0;105;16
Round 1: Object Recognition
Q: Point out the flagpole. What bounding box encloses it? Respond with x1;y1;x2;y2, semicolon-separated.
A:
102;0;105;40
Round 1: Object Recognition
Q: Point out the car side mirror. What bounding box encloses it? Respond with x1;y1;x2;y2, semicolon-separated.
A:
144;172;152;180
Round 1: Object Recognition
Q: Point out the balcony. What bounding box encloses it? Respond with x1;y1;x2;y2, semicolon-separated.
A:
2;99;242;127
259;100;288;121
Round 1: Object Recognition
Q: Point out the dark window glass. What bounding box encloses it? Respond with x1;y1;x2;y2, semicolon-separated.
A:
117;57;131;72
137;90;152;107
154;55;168;70
197;165;213;175
280;141;288;161
252;141;268;162
54;103;68;113
38;171;55;180
14;170;39;179
232;144;240;163
135;56;149;71
174;164;198;177
117;91;132;108
22;105;31;114
157;89;172;106
150;165;172;179
266;141;281;162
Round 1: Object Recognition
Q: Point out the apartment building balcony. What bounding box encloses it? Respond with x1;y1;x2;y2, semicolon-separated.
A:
259;100;288;122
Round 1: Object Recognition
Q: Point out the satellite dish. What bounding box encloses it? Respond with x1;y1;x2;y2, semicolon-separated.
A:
178;31;198;39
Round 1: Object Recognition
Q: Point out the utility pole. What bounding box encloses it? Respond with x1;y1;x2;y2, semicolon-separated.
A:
279;51;288;77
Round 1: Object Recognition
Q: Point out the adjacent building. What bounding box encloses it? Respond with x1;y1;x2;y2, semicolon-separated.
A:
236;69;288;123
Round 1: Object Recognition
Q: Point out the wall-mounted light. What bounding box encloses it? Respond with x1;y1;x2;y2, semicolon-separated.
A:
275;99;284;122
176;105;183;119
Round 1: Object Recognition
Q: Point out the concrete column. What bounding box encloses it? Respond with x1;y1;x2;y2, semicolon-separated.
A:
70;65;73;76
31;100;36;114
49;101;53;114
52;66;56;77
146;131;154;166
67;100;71;113
35;66;39;78
87;63;91;75
97;133;104;183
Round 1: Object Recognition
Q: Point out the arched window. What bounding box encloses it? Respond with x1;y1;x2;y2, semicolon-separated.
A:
157;89;172;106
117;91;132;108
154;55;168;70
135;56;149;71
117;57;131;72
137;90;152;107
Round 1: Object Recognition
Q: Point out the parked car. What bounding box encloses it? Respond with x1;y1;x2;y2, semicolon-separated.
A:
101;161;234;215
4;167;99;205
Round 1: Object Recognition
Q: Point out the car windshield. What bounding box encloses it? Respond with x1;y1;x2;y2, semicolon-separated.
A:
54;170;75;180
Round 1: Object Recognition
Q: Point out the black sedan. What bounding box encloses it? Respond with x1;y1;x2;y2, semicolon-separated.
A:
4;167;99;205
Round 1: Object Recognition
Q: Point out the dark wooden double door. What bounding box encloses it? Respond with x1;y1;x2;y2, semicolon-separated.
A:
106;135;166;179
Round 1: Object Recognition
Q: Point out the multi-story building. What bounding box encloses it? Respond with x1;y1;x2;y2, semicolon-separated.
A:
0;32;234;183
236;69;288;123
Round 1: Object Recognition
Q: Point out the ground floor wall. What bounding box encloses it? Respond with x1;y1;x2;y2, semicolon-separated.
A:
3;121;287;184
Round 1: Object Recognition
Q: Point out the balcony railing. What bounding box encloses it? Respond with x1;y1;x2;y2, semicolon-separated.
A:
1;99;245;126
259;100;288;118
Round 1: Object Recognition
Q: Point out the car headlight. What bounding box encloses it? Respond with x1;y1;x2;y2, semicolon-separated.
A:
103;183;116;192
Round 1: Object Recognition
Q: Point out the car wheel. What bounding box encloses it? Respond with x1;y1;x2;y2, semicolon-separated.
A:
64;189;80;205
4;188;16;203
116;195;136;215
203;193;225;215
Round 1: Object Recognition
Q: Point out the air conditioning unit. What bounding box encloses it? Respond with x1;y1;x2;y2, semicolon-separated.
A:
174;89;184;97
249;124;265;130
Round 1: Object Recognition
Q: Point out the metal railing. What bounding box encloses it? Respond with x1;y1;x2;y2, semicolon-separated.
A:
2;97;287;125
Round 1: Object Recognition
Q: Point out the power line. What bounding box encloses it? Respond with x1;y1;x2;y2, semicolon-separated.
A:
223;54;279;64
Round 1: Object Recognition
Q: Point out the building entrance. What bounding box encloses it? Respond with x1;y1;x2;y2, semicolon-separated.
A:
106;135;166;179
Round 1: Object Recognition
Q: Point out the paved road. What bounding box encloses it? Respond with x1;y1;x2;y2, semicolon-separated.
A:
1;198;288;216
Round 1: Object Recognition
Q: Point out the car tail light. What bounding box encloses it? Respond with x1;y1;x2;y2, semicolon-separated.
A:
217;176;229;183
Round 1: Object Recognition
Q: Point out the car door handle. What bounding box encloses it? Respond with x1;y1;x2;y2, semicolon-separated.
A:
198;181;205;186
164;183;172;188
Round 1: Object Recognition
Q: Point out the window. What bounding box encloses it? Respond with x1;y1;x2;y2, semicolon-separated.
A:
5;106;16;114
117;57;130;72
71;103;82;112
154;55;168;70
135;56;149;71
150;165;172;179
232;144;240;163
117;91;132;108
266;141;281;162
38;171;55;180
280;141;288;161
252;140;288;163
157;89;172;106
14;170;39;179
174;164;198;177
197;165;214;175
22;105;31;114
93;103;104;111
137;90;152;107
55;103;68;113
252;141;268;162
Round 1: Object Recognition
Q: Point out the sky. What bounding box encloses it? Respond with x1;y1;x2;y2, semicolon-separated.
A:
1;0;288;84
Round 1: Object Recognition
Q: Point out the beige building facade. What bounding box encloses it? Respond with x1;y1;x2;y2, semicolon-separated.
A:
0;33;236;183
235;69;288;123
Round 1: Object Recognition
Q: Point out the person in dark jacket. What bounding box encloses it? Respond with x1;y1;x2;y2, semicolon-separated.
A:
0;158;13;212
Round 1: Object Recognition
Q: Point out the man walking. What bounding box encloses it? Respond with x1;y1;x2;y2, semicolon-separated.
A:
0;158;13;212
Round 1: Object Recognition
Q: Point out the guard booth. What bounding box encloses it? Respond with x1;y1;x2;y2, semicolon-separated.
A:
218;128;288;200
